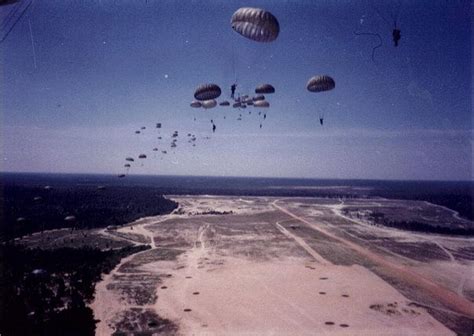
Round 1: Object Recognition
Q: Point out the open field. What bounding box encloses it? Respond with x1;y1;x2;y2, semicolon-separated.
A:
85;196;473;335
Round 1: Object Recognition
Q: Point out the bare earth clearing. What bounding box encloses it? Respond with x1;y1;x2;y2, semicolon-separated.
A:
90;196;474;335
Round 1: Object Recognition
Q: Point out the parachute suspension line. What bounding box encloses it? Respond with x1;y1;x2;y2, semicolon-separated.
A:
354;31;382;63
0;0;33;44
372;0;401;29
28;17;37;69
390;0;402;28
231;40;238;84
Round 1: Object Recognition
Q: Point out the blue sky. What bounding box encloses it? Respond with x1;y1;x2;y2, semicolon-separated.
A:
1;0;472;180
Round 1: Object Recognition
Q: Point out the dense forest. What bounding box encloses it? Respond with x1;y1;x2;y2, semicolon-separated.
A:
0;184;178;240
0;244;149;336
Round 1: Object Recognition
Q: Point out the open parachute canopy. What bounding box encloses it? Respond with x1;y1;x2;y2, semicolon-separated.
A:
307;75;335;92
255;84;275;94
231;7;279;43
219;101;230;106
194;84;222;101
254;100;270;108
125;157;134;162
190;101;202;108
201;99;217;109
138;154;147;159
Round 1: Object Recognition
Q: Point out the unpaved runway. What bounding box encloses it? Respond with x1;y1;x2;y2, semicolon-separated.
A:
272;200;474;319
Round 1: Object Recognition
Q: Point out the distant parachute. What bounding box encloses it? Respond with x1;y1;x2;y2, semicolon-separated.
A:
306;75;335;92
201;99;217;109
219;101;230;106
233;102;242;108
152;148;158;152
255;84;275;94
64;215;76;222
307;75;336;125
194;84;222;101
118;174;126;178
135;130;141;134
190;101;202;108
253;94;265;101
33;196;42;202
254;100;270;108
124;164;131;168
138;154;147;159
125;157;135;162
156;123;162;128
140;126;146;130
231;8;280;43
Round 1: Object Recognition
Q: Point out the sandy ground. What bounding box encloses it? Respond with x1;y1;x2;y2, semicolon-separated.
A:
89;196;473;335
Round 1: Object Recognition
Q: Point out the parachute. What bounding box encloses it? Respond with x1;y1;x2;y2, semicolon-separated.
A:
190;101;202;108
201;99;217;109
64;215;76;222
219;101;230;106
138;154;147;159
118;174;126;178
254;100;270;108
233;102;242;108
125;157;134;162
255;84;275;94
124;164;131;168
141;126;146;130
135;130;141;134
253;94;265;101
306;75;335;92
156;123;162;128
307;75;336;125
231;7;280;43
194;84;222;101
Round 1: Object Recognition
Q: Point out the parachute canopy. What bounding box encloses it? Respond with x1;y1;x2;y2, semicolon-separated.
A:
156;123;162;128
253;94;265;101
201;99;217;109
190;101;202;108
64;215;76;222
307;75;335;92
124;164;131;168
194;84;222;101
233;102;242;108
231;7;279;43
255;84;275;94
125;157;134;162
254;100;270;108
138;154;147;159
219;101;230;106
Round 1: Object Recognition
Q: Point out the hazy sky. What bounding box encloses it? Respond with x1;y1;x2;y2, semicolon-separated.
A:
1;0;472;180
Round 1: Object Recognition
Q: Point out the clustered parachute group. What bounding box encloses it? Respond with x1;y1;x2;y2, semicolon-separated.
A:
56;5;401;179
115;7;336;178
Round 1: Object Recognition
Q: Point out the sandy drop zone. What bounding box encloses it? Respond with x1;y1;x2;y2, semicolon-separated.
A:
91;196;474;335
